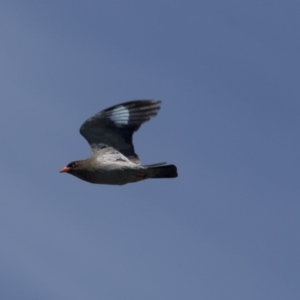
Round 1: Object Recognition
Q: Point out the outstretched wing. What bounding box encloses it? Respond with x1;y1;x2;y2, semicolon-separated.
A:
79;100;161;164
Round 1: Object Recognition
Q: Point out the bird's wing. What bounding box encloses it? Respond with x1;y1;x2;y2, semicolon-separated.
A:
93;146;132;164
80;100;161;164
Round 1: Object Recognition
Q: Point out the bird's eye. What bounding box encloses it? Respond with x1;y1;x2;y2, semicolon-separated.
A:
67;161;77;168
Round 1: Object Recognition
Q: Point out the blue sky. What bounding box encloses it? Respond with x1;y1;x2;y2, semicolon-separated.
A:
1;1;300;299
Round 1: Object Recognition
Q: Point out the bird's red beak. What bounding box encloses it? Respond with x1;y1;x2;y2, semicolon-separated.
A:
60;166;70;173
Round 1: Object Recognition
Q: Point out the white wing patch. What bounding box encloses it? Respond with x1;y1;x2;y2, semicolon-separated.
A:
108;105;129;126
96;150;133;164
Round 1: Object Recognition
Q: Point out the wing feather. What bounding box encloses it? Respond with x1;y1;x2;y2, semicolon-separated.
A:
80;100;161;163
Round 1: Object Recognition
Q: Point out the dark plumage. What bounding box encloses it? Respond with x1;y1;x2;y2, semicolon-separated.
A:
60;100;178;185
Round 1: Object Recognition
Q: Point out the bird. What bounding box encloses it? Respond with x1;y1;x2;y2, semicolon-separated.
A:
60;100;178;185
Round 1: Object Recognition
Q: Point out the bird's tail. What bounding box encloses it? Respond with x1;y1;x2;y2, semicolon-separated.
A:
146;164;178;179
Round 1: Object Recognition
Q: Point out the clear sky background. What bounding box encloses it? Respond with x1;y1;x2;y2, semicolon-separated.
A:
1;1;299;299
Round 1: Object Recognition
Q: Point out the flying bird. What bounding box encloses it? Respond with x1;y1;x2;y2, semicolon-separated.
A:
60;100;178;185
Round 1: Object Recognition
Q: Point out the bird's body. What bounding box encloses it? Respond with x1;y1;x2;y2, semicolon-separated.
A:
60;100;178;185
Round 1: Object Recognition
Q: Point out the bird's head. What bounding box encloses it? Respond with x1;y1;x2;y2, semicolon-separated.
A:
60;160;83;174
60;159;99;183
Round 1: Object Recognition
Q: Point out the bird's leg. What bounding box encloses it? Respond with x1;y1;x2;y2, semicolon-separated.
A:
134;173;146;181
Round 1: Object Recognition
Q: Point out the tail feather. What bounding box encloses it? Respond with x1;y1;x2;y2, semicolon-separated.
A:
147;164;178;179
143;162;167;167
